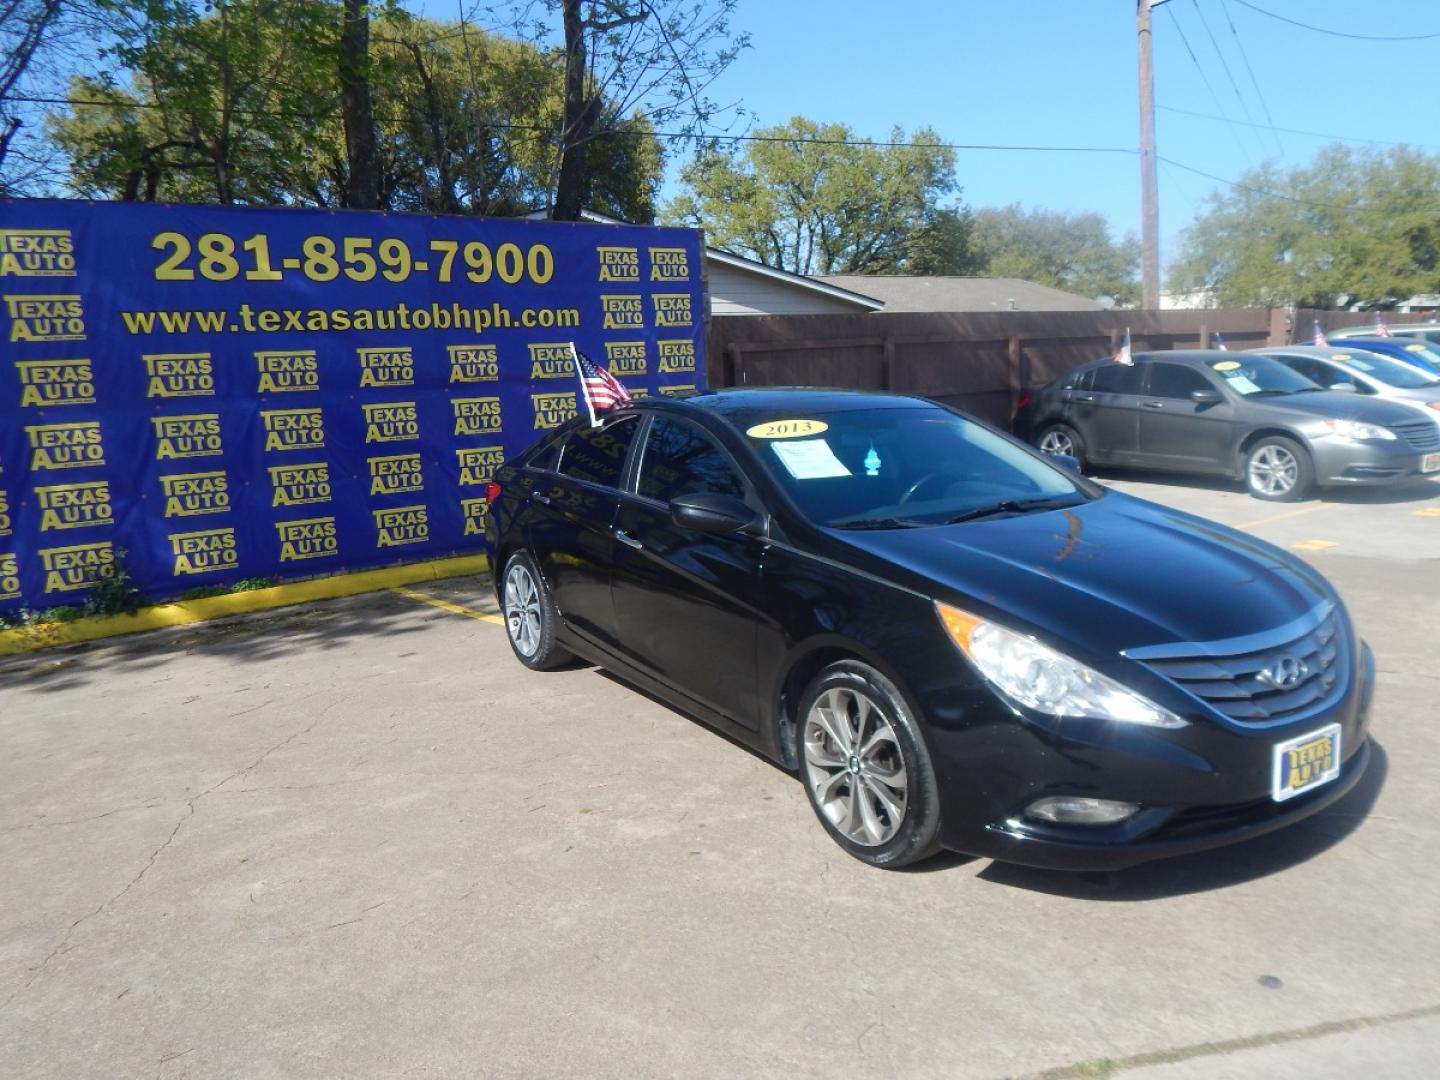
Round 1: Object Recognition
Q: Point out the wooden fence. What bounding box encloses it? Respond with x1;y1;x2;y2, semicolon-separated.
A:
705;309;1284;428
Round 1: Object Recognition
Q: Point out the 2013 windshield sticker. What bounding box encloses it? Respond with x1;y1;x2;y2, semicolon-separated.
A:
746;419;828;439
770;438;851;480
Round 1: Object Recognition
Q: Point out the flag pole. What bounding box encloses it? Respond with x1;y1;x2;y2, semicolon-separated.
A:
569;341;598;427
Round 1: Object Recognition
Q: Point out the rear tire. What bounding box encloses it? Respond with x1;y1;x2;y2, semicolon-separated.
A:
1036;423;1086;471
796;661;942;869
1245;436;1313;502
500;551;573;671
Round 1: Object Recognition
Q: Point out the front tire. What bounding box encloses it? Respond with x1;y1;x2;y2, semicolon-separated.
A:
500;552;573;670
796;661;941;869
1037;422;1086;470
1245;436;1313;501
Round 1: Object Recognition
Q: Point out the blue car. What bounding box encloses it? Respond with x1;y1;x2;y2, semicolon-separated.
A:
1327;336;1440;375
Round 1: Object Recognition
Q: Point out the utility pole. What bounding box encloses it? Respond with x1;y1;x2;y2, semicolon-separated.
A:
1137;0;1164;309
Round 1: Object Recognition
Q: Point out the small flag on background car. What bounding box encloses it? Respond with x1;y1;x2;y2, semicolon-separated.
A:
1313;320;1326;346
1212;332;1227;351
570;342;631;426
1114;328;1133;366
1373;312;1392;337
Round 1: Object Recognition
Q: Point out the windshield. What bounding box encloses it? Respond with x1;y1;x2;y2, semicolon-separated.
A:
1210;356;1323;396
1332;350;1440;389
744;407;1087;527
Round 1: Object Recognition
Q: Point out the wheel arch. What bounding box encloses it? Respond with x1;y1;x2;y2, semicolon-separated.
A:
772;634;925;772
1237;426;1311;474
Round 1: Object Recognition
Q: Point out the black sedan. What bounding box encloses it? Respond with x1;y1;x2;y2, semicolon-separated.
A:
1017;351;1440;500
484;389;1373;870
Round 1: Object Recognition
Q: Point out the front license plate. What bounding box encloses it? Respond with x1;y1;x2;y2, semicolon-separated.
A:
1422;452;1440;474
1272;724;1342;802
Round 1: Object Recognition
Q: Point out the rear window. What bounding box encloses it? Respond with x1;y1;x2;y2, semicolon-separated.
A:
1091;364;1142;394
556;418;638;488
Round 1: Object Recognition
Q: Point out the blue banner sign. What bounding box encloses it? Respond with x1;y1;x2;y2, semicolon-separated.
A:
0;200;706;613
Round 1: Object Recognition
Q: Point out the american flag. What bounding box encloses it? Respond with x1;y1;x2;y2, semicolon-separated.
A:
1373;312;1393;338
1212;331;1228;351
570;342;632;425
1114;327;1133;366
1313;320;1326;346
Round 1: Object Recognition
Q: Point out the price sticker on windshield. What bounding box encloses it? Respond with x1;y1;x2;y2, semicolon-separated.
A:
1405;344;1427;352
1213;360;1241;371
746;419;829;439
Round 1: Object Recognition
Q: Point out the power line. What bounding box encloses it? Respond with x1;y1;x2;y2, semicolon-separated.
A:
7;95;1138;154
1230;0;1440;41
1162;4;1253;162
1158;154;1440;214
1157;103;1440;150
1189;0;1263;143
1217;0;1283;156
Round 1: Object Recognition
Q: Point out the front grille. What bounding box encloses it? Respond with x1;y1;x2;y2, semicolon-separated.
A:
1126;604;1346;726
1393;418;1440;451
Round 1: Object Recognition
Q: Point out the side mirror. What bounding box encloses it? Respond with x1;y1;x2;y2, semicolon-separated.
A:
1050;453;1082;475
669;492;762;535
1329;382;1357;393
1190;389;1223;406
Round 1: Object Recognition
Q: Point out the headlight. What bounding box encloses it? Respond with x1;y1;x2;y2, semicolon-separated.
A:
936;602;1186;728
1324;419;1396;441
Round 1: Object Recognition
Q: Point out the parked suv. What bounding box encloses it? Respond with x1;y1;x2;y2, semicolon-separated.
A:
1016;351;1440;501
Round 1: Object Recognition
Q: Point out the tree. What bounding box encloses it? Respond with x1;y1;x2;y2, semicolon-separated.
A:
0;0;62;177
665;117;960;275
969;204;1139;304
47;8;664;219
1169;145;1440;308
339;0;379;208
496;0;747;221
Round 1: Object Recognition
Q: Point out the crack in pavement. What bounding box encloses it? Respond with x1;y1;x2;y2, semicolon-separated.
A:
1;694;344;1013
2;796;169;833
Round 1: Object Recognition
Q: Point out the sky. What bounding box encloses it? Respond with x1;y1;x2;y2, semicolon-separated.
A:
674;0;1440;263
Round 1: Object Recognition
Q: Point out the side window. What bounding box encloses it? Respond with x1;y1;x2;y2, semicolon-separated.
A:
638;417;746;503
1068;369;1095;391
556;417;638;488
529;437;564;473
1147;363;1212;399
1091;364;1143;394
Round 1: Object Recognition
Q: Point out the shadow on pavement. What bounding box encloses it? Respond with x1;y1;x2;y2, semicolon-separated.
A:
978;740;1388;901
0;575;496;697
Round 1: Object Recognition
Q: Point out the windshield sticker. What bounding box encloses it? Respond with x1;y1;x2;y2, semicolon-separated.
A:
1330;353;1353;361
1223;374;1261;394
1213;360;1241;371
770;438;851;479
1406;344;1427;352
746;419;829;439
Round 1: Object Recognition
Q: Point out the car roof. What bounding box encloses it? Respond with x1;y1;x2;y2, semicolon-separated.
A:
1250;345;1379;361
1075;349;1233;371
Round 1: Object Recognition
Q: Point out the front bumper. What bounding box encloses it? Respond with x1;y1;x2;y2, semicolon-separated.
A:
921;640;1376;871
1311;437;1437;486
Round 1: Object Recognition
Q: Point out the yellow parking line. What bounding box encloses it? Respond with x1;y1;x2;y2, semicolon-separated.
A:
1415;507;1440;517
1291;539;1338;552
1234;504;1335;531
391;586;504;625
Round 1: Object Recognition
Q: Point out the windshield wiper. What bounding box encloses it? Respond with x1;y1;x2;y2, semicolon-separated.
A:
944;496;1085;524
827;516;928;530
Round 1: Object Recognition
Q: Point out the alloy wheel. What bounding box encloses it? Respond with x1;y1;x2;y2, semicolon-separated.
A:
503;562;543;657
802;686;909;847
1249;445;1298;496
1039;429;1075;456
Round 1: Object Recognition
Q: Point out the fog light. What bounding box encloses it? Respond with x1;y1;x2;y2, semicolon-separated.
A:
1026;796;1139;827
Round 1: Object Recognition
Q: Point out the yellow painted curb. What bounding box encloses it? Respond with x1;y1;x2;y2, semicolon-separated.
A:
0;554;489;656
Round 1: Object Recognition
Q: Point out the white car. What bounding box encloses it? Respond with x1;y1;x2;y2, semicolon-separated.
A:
1252;346;1440;430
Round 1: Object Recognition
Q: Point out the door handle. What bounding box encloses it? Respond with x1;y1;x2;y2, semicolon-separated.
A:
1142;401;1165;409
613;529;643;550
531;491;552;505
1073;394;1096;402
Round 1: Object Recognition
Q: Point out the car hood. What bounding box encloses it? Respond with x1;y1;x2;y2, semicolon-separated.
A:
833;492;1335;661
1245;390;1421;426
